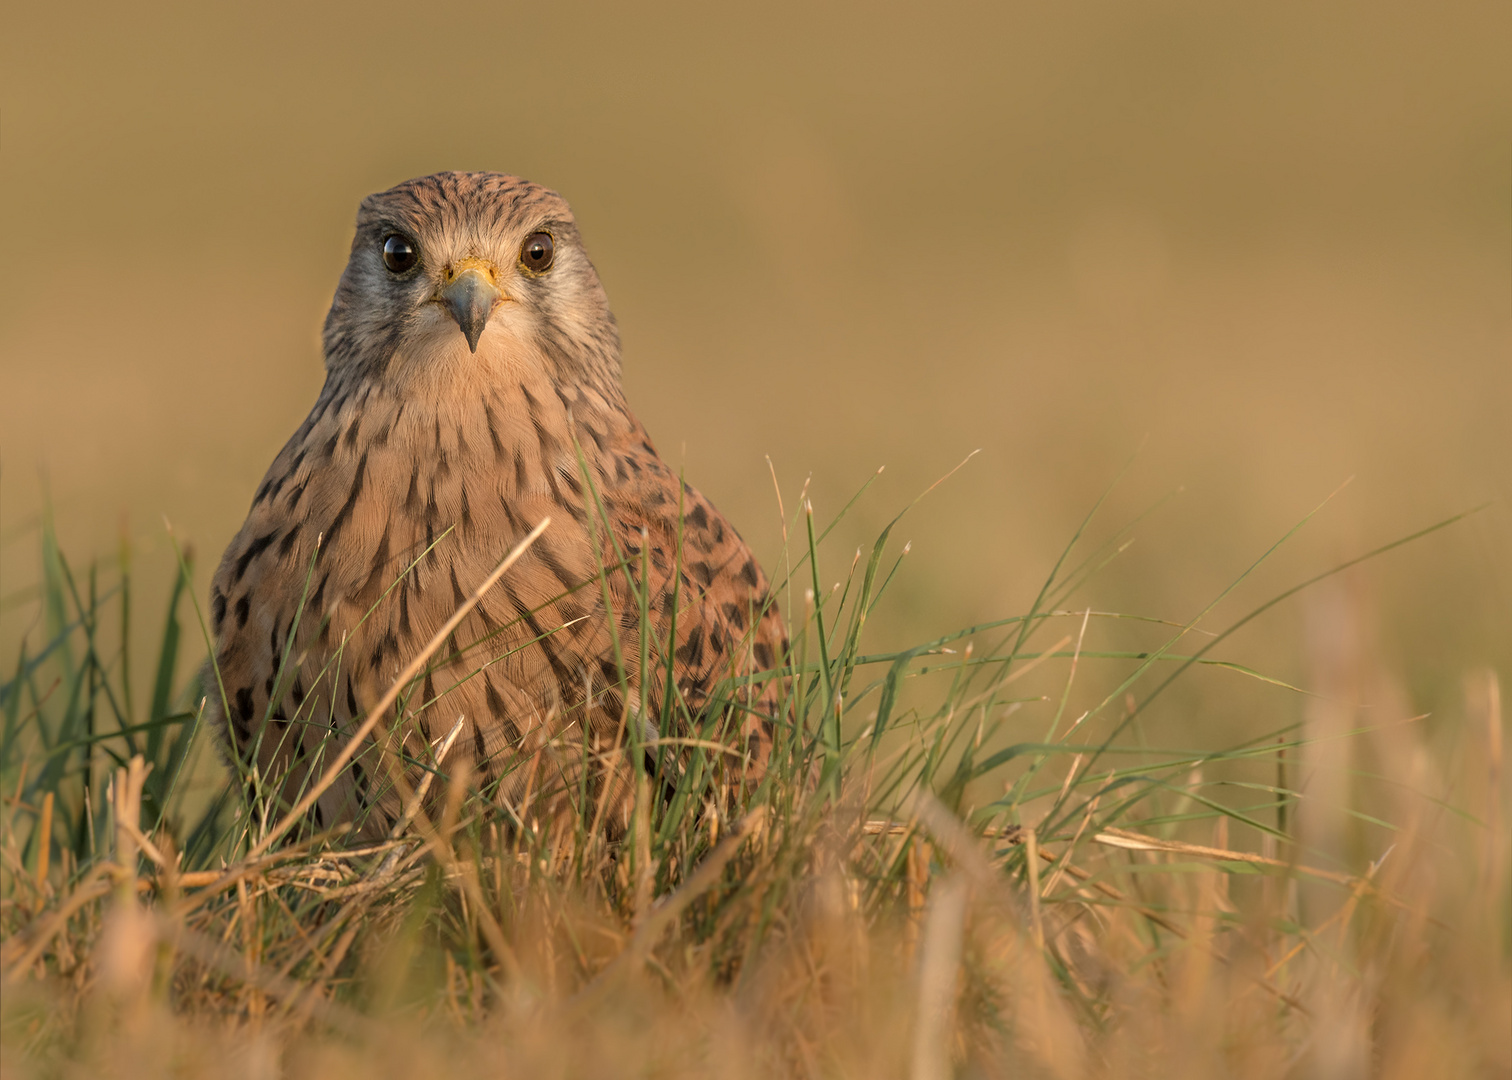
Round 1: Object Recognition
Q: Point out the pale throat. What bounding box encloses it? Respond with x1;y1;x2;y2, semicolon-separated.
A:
352;325;631;484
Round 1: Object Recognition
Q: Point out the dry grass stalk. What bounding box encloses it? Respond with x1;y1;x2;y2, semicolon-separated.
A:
3;485;1506;1078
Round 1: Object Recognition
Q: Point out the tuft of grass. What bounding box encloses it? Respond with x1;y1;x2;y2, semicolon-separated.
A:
0;475;1506;1079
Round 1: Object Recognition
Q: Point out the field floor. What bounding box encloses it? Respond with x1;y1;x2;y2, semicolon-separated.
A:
2;496;1507;1080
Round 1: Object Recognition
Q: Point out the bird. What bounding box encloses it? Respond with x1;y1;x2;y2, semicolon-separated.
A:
203;171;788;840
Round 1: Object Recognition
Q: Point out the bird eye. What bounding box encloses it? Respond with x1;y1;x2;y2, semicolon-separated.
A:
382;234;419;274
519;231;555;274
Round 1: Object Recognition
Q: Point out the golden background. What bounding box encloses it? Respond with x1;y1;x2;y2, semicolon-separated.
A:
2;1;1507;743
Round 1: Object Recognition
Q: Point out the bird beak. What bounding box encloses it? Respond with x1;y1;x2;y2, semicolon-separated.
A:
439;260;505;353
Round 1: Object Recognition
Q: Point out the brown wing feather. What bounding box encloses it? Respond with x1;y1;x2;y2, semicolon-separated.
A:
597;433;788;777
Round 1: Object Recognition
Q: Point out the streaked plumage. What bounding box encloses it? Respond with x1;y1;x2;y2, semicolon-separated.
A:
204;172;786;837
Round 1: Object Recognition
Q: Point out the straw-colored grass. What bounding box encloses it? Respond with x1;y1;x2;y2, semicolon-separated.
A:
1;475;1506;1079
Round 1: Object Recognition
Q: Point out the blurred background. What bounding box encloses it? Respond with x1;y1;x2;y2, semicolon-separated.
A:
2;0;1507;753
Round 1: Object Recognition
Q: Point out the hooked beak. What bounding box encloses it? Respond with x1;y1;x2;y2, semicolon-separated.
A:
439;261;505;353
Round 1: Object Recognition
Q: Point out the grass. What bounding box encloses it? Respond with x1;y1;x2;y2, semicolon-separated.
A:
0;471;1506;1079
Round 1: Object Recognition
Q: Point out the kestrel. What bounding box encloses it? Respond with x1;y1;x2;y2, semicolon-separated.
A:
205;171;787;837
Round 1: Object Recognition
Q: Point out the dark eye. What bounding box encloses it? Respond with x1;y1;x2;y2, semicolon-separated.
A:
382;234;419;274
519;231;555;273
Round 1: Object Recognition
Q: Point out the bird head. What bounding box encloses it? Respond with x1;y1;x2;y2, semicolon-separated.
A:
322;172;620;388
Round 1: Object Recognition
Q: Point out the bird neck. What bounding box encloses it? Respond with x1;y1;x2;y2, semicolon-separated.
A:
309;356;641;511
